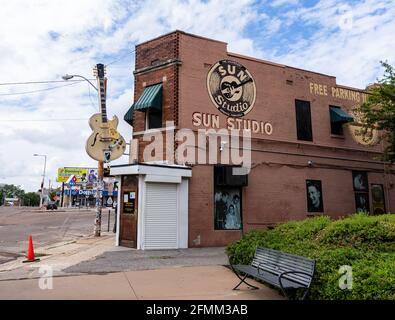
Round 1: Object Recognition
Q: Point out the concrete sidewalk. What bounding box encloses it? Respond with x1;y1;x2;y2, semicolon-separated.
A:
0;233;116;281
0;265;283;300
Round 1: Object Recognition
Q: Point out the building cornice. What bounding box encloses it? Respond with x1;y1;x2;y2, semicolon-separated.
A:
134;59;182;76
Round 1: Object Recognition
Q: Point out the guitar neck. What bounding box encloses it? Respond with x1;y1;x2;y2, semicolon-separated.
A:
97;77;108;123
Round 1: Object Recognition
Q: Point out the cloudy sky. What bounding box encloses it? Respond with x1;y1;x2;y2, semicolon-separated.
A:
0;0;394;192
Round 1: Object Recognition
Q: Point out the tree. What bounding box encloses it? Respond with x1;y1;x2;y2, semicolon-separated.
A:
356;61;395;163
0;184;25;199
0;184;40;206
22;192;40;207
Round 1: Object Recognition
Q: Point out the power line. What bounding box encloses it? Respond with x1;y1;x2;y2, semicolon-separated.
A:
0;118;89;122
105;49;136;67
0;82;82;96
0;79;95;86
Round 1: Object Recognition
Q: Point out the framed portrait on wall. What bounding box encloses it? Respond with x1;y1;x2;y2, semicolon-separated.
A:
214;188;242;230
352;171;369;191
306;180;324;212
371;184;386;215
355;192;370;213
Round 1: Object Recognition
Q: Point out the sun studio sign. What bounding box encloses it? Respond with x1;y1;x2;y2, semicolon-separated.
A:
207;60;256;117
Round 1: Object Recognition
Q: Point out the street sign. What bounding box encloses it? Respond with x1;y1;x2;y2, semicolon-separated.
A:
106;196;113;207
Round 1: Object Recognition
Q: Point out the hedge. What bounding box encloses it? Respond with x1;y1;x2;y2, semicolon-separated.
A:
226;213;395;300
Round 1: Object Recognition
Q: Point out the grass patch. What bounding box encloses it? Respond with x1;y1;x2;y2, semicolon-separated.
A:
226;213;395;300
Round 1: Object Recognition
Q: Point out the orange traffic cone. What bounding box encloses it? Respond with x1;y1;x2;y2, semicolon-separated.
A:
23;235;40;263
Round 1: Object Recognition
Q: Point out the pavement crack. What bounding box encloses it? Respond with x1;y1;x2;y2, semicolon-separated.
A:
122;272;139;300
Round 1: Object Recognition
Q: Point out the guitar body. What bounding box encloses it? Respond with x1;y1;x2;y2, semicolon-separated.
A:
85;113;126;161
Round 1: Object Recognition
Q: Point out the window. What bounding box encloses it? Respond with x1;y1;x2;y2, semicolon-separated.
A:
330;107;344;135
145;108;162;129
371;184;386;215
306;180;324;212
329;105;354;136
295;100;313;141
352;171;370;213
214;166;244;230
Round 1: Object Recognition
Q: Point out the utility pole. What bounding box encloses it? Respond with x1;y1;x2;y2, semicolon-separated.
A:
94;161;104;236
62;63;119;237
93;63;107;237
34;154;47;209
60;182;64;207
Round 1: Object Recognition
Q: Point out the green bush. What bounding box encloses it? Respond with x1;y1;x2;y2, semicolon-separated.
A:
226;214;395;300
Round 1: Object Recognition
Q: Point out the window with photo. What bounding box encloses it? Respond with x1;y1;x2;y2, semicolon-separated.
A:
371;184;386;215
352;171;368;191
306;180;324;212
214;166;244;230
352;171;370;213
355;192;370;213
214;188;242;230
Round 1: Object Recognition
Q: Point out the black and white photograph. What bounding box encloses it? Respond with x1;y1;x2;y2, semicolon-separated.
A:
352;171;369;191
214;188;242;230
306;180;324;212
355;192;370;213
371;184;386;215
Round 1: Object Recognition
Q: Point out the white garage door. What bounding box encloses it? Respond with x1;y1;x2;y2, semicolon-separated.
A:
144;183;178;249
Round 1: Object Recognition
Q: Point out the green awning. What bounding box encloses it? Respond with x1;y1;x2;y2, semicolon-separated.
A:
133;83;162;111
123;83;163;127
124;105;134;126
330;106;354;123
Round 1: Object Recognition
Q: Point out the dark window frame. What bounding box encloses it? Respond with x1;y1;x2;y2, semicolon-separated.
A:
145;108;162;130
295;99;313;141
352;171;370;213
330;105;344;136
213;166;243;231
371;183;386;215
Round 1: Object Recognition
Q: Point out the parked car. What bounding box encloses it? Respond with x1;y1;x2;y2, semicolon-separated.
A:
46;202;58;210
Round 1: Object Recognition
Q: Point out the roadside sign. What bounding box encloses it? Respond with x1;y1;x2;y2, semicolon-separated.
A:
67;175;77;187
106;196;113;207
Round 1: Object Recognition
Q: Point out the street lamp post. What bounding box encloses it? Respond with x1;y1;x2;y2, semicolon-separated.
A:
33;154;47;209
62;72;103;237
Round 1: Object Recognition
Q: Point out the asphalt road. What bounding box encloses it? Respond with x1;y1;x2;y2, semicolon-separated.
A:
0;206;114;264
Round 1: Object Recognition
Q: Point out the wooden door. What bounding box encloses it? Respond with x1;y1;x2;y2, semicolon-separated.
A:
119;176;138;248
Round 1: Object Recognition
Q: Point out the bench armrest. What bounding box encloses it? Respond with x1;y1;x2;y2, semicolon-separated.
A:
257;263;266;275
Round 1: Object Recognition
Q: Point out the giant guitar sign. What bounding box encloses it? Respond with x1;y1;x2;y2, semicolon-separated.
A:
85;64;126;162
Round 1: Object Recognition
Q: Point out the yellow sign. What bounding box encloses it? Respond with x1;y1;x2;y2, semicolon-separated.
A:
309;82;368;103
57;168;97;183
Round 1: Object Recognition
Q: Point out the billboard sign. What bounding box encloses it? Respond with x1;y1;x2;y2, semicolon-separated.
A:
58;168;98;183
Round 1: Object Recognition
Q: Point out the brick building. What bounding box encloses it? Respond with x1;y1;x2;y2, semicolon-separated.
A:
110;30;395;250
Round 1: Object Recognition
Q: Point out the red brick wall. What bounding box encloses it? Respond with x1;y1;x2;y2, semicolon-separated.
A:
133;32;180;133
130;31;395;248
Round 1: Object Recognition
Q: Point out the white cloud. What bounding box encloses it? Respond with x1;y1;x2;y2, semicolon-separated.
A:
270;0;395;88
1;0;394;192
271;0;299;7
0;0;260;191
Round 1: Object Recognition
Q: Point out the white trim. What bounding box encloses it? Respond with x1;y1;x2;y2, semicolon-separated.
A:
115;177;122;246
137;175;144;249
110;164;192;178
178;178;189;248
145;174;181;183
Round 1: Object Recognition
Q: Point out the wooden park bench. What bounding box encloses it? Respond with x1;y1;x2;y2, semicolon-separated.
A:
229;246;316;300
